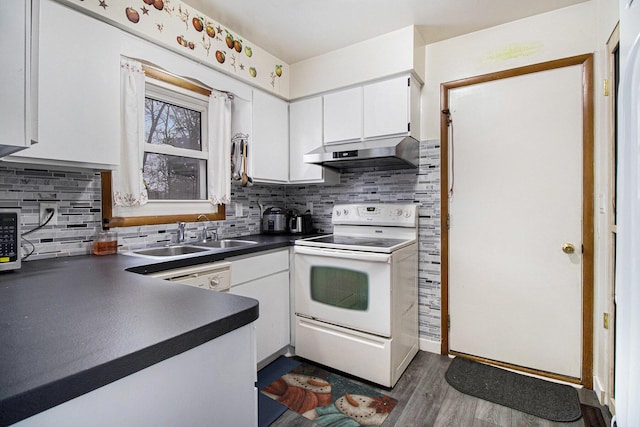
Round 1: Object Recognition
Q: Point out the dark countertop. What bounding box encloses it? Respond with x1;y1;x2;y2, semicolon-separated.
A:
0;233;306;426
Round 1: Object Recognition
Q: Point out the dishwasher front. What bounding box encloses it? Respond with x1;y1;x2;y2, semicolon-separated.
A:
149;261;232;292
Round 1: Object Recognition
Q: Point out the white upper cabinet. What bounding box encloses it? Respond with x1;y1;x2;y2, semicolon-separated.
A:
364;75;416;138
252;89;289;183
320;74;421;145
323;86;363;143
0;0;36;157
11;0;121;168
289;97;339;184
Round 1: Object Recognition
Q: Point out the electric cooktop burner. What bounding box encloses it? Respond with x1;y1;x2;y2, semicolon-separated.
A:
295;203;418;253
296;234;415;253
307;235;409;249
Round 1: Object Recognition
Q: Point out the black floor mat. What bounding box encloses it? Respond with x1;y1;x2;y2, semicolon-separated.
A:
445;357;582;422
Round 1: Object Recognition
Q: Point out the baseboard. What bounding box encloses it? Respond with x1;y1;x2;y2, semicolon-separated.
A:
593;375;606;405
419;337;441;354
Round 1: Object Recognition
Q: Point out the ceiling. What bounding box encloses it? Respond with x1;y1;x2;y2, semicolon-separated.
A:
181;0;590;64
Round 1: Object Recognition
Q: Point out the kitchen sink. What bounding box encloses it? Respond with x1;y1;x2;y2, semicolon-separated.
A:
191;239;258;249
131;245;212;257
123;239;258;260
125;239;258;259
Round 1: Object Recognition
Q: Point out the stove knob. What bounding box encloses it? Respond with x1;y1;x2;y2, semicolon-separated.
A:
404;210;412;218
335;209;341;216
343;209;349;216
396;208;403;216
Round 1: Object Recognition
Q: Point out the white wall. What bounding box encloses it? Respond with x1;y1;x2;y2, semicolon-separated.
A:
421;2;597;139
289;26;421;99
615;0;640;423
422;0;619;403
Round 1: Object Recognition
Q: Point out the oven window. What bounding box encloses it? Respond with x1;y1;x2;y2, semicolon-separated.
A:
310;266;369;310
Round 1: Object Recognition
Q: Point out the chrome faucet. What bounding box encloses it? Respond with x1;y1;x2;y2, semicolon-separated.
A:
177;222;186;243
196;214;217;242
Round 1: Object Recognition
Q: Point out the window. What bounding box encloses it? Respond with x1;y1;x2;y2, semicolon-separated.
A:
101;64;226;228
143;80;208;201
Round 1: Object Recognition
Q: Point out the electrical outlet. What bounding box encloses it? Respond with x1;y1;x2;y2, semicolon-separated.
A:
235;202;243;217
40;202;58;226
306;201;313;215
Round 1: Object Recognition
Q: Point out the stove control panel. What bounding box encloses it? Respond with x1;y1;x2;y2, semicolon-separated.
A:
332;204;417;227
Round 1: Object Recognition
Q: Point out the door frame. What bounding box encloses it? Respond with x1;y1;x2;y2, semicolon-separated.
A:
439;54;594;388
606;24;619;410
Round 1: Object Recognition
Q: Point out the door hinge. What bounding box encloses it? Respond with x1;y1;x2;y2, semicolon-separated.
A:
407;77;411;87
407;122;410;132
603;312;609;329
447;315;451;330
446;214;450;229
603;79;610;96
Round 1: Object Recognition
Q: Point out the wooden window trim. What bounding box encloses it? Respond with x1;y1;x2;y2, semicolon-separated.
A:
142;65;212;97
101;66;225;229
101;171;225;229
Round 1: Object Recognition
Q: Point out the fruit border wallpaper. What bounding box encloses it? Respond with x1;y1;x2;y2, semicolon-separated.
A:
57;0;289;96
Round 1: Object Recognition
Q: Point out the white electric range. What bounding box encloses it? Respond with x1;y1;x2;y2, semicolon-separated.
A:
294;203;419;387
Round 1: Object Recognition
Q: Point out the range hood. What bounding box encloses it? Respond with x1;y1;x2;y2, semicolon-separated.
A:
303;136;419;173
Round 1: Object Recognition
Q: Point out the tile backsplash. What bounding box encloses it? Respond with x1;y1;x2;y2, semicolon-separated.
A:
0;164;286;258
0;139;442;343
0;165;102;259
286;140;442;343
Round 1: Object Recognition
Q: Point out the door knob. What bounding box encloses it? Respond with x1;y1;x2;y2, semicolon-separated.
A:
562;243;575;254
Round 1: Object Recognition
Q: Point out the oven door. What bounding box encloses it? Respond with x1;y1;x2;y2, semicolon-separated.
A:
294;245;392;337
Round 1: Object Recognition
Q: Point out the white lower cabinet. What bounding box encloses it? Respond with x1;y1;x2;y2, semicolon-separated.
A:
15;323;257;427
229;249;290;365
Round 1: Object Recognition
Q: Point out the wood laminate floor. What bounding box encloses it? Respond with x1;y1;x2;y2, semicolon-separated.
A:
269;351;612;427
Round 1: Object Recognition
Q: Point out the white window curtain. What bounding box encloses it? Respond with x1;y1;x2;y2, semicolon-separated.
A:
208;92;232;205
114;58;148;207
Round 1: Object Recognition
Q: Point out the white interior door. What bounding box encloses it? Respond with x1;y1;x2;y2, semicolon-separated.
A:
448;65;584;378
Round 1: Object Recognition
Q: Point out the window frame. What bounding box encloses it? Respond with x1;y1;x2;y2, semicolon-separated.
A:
143;79;209;201
101;65;225;229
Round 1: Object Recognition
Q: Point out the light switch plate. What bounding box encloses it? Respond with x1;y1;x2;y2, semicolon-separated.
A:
235;203;243;217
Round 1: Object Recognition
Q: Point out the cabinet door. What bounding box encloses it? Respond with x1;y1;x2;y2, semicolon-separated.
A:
229;271;290;364
16;0;121;167
363;76;410;139
252;90;289;183
22;0;120;165
323;86;362;143
290;97;324;182
0;0;33;154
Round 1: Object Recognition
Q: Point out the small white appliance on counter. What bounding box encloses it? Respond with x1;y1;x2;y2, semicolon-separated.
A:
294;203;419;387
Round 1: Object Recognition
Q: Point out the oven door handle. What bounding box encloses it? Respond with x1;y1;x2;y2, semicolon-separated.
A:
294;246;391;263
